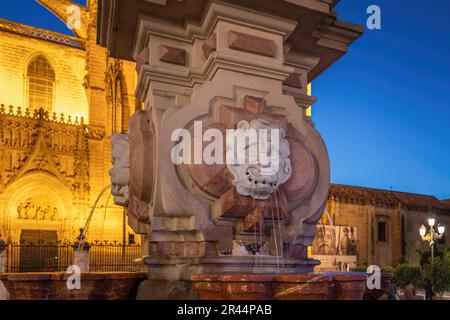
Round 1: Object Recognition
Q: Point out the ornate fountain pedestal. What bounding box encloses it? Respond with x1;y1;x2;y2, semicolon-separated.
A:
99;0;363;300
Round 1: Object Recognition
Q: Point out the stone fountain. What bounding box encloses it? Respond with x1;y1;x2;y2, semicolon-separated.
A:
101;0;369;300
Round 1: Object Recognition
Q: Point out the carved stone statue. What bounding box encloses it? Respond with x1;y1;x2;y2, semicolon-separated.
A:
231;240;250;256
17;202;27;219
51;207;59;221
109;134;130;206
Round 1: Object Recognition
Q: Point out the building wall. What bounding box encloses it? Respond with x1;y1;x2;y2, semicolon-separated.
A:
83;0;138;243
324;200;403;267
0;2;138;245
0;29;89;122
405;210;450;265
322;198;450;268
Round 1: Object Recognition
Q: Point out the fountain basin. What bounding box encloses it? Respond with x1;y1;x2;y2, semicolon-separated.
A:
274;274;335;300
192;272;370;300
363;272;394;300
0;272;146;300
327;273;367;300
191;274;274;300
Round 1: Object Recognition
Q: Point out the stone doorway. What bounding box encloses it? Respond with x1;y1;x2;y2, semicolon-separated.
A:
19;230;58;272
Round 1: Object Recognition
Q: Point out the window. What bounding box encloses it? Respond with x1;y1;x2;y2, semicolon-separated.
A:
128;233;135;245
377;222;387;242
27;55;55;112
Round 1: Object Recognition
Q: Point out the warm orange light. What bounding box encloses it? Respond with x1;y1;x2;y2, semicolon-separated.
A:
419;225;426;237
306;83;312;118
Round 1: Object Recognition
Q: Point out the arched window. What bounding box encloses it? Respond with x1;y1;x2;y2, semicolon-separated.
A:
27;55;55;112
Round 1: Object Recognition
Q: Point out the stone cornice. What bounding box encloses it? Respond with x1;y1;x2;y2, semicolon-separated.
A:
0;18;85;49
98;0;363;82
133;1;298;102
132;0;298;62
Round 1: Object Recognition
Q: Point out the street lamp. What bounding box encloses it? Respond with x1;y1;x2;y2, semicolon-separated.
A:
419;219;445;263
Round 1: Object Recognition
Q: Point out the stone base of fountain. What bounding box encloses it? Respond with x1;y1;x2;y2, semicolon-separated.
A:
144;255;320;277
0;272;146;300
363;272;394;300
137;254;322;300
191;272;390;300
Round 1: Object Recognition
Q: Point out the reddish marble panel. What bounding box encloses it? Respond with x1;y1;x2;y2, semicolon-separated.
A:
159;45;187;66
228;31;277;57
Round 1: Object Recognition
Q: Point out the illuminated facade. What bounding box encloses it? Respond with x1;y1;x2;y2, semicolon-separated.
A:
0;1;138;244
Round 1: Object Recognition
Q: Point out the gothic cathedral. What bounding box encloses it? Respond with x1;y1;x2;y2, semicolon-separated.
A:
0;0;138;244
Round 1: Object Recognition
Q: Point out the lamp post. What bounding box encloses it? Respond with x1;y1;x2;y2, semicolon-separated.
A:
419;218;445;263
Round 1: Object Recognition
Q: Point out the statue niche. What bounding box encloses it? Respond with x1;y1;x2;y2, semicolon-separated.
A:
16;196;60;221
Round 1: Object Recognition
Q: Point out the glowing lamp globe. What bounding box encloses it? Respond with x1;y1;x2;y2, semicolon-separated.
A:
419;225;426;237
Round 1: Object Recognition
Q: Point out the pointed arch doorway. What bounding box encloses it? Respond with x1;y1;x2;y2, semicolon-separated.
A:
1;172;76;272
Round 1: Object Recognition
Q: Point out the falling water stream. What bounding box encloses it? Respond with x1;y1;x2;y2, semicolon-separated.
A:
248;187;285;272
270;194;280;272
100;192;112;242
258;197;263;266
272;206;338;299
251;192;257;266
76;184;111;251
275;189;285;270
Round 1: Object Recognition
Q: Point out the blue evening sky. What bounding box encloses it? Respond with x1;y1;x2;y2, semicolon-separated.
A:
315;0;450;199
1;1;449;199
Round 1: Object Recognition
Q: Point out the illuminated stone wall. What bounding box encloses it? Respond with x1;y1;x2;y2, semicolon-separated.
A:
0;22;89;122
315;185;450;268
0;1;138;244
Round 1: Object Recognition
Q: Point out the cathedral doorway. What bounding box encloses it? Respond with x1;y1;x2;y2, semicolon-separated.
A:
19;230;58;272
1;172;75;243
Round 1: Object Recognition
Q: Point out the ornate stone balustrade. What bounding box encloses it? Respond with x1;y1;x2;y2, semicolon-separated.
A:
0;105;83;157
0;104;105;143
0;104;84;126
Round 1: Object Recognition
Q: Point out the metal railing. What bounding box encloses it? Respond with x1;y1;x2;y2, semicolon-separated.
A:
89;241;143;272
4;241;143;273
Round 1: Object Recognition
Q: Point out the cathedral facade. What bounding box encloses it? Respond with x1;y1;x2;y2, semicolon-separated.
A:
0;0;138;244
